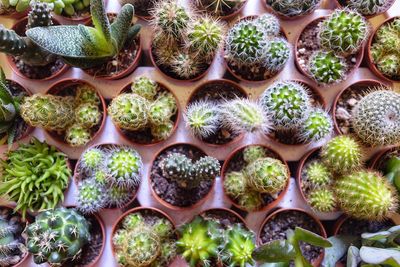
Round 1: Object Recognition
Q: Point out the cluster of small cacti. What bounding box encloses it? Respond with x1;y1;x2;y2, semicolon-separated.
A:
177;216;255;267
109;76;177;142
20;84;102;146
151;0;225;79
113;211;177;266
76;144;143;214
26;207;91;266
0;0;89;16
224;14;291;80
346;0;392;15
194;0;244;17
266;0;321;18
260;80;333;143
224;145;290;211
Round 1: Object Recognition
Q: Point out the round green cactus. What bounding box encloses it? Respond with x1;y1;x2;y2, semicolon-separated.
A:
308;50;348;84
255;13;280;36
299;108;333;143
148;96;176;126
155;91;177;115
27;2;53;28
266;0;321;17
80;148;105;172
184;101;220;139
26;207;90;266
308;188;336;212
170;51;202;79
224;171;246;199
131;76;158;101
261;81;311;129
304;161;332;186
243;145;267;163
0;210;26;266
162;152;193;184
222;224;255;267
335;170;399;220
352;89;400;146
75;103;101;128
319;9;369;55
76;178;107;214
75;84;100;105
151;120;174;141
92;169;109;185
347;0;390;16
320;135;362;174
237;190;264;211
65;124;91;147
263;37;291;72
107;184;133;208
376;54;400;77
245;157;289;194
108;93;149;131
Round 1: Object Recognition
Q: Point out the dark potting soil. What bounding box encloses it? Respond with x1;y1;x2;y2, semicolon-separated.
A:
12;57;65;80
201;209;245;229
188;81;246;145
195;0;245;18
61;7;90;20
260;210;323;265
0;5;17;15
150;144;214;207
227;60;278;82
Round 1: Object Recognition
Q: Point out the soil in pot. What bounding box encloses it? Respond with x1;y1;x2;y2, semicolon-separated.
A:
60;6;90;21
188;80;246;145
260;210;323;265
150;144;214;207
200;209;245;229
194;0;246;18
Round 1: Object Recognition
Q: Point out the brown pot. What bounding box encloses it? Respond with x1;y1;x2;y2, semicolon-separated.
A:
111;80;180;146
366;16;400;83
263;0;321;20
0;7;29;19
7;17;70;81
221;143;290;213
45;79;107;147
334;0;395;18
186;79;247;147
294;15;365;86
331;79;386;135
52;0;110;25
257;208;327;267
149;142;217;211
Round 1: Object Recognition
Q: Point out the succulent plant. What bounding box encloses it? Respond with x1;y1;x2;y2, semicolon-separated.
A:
308;50;348;84
260;81;311;129
169;51;203;79
148;93;176;126
184;101;220;139
0;0;29;12
237;190;264;211
221;224;255;267
75;84;100;105
27;2;54;28
263;37;291;72
80;147;105;173
192;156;221;181
0;138;70;218
151;121;175;141
65;124;92;147
255;13;280;36
131;76;158;101
107;183;133;207
245;157;289;194
76;178;108;214
308;188;336;212
318;9;369;56
347;0;391;16
74;103;101;129
303;161;332;187
335;170;399;220
299;108;333;143
352;89;400;146
26;207;90;266
243;145;267;163
320;135;362;174
224;171;246;199
266;0;321;17
194;0;244;17
376;54;400;77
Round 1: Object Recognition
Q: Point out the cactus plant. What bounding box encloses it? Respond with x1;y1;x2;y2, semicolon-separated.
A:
184;101;220;139
169;51;204;79
347;0;391;16
65;124;92;147
308;50;348;84
224;171;247;199
303;161;332;187
131;76;158;101
263;37;291;72
255;13;280;36
266;0;321;17
0;0;29;13
106;184;134;207
151;121;175;141
352;89;400;146
80;147;105;173
299;108;333;143
26;207;90;266
75;84;101;105
237;190;264;212
194;0;244;17
75;103;101;128
243;145;267;163
221;224;255;267
308;188;336;212
76;179;108;214
320;135;362;174
148;93;176;126
335;170;399;220
0;138;70;218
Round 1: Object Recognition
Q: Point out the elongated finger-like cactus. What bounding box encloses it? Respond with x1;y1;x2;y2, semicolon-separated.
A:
184;101;220;139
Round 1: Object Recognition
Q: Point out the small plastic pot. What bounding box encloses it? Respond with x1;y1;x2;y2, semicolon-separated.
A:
257;208;327;267
263;0;321;20
334;0;395;18
221;144;290;213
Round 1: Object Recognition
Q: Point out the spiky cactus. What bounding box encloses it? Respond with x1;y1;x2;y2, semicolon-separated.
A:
263;37;291;72
184;101;220;139
318;9;369;56
75;85;100;105
75;103;101;128
254;13;280;36
347;0;391;15
260;81;311;129
308;50;347;84
162;152;192;182
320;135;362;174
352;89;400;146
107;184;133;207
224;171;246;199
245;157;289;194
151;121;174;141
148;95;176;126
308;188;336;212
303;161;331;186
266;0;321;17
299;108;333;143
65;124;91;147
221;225;255;267
27;2;53;28
335;170;399;220
76;179;108;214
193;156;221;181
237;190;264;211
169;51;203;79
131;76;158;101
26;207;90;266
80;148;105;172
243;145;267;163
195;0;244;17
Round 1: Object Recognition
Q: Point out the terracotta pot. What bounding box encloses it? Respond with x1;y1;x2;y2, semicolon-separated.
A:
199;207;246;226
0;8;29;19
221;143;290;213
331;79;385;135
257;208;327;267
110;207;177;265
111;81;180;146
366;16;400;83
186;79;247;147
72;142;141;211
45;79;107;147
149;142;217;211
224;15;289;83
263;0;321;20
334;0;395;18
294;15;365;86
8;17;69;81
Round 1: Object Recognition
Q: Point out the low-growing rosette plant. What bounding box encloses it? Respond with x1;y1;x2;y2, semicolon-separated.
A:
265;0;322;19
335;0;395;17
193;0;246;19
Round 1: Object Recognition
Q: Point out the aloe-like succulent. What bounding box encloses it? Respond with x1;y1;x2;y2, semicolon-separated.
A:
184;101;220;139
308;50;348;84
266;0;321;17
299;108;333;143
347;0;391;16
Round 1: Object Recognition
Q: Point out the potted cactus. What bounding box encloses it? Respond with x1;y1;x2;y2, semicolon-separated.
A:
264;0;322;19
257;208;328;267
118;0;160;19
184;79;248;146
74;143;143;213
224;14;291;82
367;16;400;82
20;80;106;147
111;207;177;266
0;138;71;219
193;0;246;19
149;143;220;209
260;80;332;145
0;205;28;267
149;0;225;81
295;9;369;85
199;208;246;228
335;0;395;17
222;144;290;212
109;76;179;145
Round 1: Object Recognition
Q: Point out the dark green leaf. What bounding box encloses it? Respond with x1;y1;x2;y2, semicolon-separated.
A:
90;0;111;43
110;3;135;52
294;227;332;248
0;81;13;104
252;240;295;262
127;24;141;41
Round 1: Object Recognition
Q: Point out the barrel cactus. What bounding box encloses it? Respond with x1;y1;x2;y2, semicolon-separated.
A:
131;76;158;101
80;147;105;173
76;179;108;214
65;124;91;147
224;171;247;199
75;85;100;105
299;108;333;143
308;50;348;84
255;13;280;36
303;161;332;187
308;188;336;213
243;145;267;163
75;103;101;128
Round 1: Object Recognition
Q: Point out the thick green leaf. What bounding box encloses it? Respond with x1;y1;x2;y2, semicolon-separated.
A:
0;81;13;104
322;235;358;267
127;24;141;41
252;240;295;262
90;0;111;43
362;231;391;241
110;3;135;52
0;68;6;83
294;227;332;248
347;246;360;267
360;247;400;266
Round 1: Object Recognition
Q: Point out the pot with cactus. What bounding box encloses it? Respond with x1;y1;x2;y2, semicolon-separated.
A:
222;144;290;212
73;143;143;213
149;143;221;210
224;14;291;82
199;208;246;227
192;0;247;20
184;79;247;146
334;0;395;17
264;0;322;20
109;76;179;145
118;0;158;20
370;146;400;195
367;16;400;82
111;207;177;267
149;0;226;81
260;80;332;145
295;9;369;86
